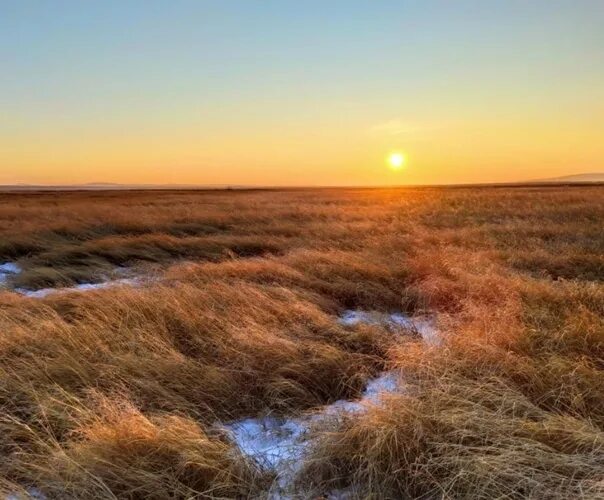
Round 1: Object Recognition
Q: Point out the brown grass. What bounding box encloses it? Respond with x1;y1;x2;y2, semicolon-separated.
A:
0;185;603;498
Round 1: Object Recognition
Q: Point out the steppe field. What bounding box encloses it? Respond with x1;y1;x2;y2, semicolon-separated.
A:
0;185;603;499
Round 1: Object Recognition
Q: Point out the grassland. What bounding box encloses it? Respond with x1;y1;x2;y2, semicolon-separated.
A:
0;186;603;499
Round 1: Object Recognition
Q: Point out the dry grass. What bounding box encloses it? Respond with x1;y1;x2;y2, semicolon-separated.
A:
0;186;603;498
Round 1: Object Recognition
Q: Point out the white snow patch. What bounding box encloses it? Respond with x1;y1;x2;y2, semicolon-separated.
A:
6;487;46;500
339;309;439;344
224;309;437;496
0;262;21;286
0;262;21;275
16;278;140;298
1;261;143;298
388;312;439;344
224;416;307;497
323;371;401;416
361;371;401;401
223;369;403;497
225;416;308;470
338;310;380;327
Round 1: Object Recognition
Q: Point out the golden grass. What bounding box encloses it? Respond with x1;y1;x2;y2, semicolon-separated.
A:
0;185;603;498
1;396;265;499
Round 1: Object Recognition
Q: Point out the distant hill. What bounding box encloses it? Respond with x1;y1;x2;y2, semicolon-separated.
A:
2;174;603;192
530;173;604;183
0;183;255;192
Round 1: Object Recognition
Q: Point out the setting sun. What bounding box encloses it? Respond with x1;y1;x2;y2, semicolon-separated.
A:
388;152;405;170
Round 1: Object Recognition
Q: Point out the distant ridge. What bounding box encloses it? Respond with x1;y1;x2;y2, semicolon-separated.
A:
82;182;122;187
529;173;604;183
0;183;255;192
2;174;603;192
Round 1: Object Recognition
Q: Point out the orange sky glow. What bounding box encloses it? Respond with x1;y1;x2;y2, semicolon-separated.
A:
2;1;603;186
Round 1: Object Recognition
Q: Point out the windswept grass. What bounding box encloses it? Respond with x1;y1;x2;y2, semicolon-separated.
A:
0;185;603;498
1;396;266;499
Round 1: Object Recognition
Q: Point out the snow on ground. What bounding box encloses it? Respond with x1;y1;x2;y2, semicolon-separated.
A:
6;488;46;500
0;262;21;285
224;309;437;497
16;278;140;298
3;267;435;498
0;261;142;298
321;371;401;416
223;370;405;496
225;370;404;468
339;309;439;344
225;371;404;467
224;370;403;497
225;416;308;470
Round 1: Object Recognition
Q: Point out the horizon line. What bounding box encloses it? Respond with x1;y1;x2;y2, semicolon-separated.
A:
2;180;604;193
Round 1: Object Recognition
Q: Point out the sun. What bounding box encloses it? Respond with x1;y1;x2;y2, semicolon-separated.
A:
387;152;405;170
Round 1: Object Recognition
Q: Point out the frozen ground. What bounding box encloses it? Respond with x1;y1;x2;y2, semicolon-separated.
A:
0;261;142;298
6;487;46;500
339;309;438;344
15;278;141;298
223;310;435;498
0;262;21;285
223;371;402;498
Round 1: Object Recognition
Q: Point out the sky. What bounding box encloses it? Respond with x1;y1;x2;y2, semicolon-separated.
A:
1;0;603;186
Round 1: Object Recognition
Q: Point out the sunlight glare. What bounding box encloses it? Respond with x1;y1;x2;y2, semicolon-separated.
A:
387;152;405;170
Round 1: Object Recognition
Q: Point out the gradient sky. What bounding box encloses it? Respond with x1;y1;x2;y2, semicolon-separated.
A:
1;0;603;186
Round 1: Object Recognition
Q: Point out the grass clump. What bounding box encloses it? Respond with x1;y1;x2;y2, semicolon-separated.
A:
301;378;604;499
0;397;266;499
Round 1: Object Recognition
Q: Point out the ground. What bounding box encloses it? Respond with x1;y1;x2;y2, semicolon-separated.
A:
0;186;602;499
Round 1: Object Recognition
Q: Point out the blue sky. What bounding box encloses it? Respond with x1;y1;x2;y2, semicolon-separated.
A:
2;1;603;185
